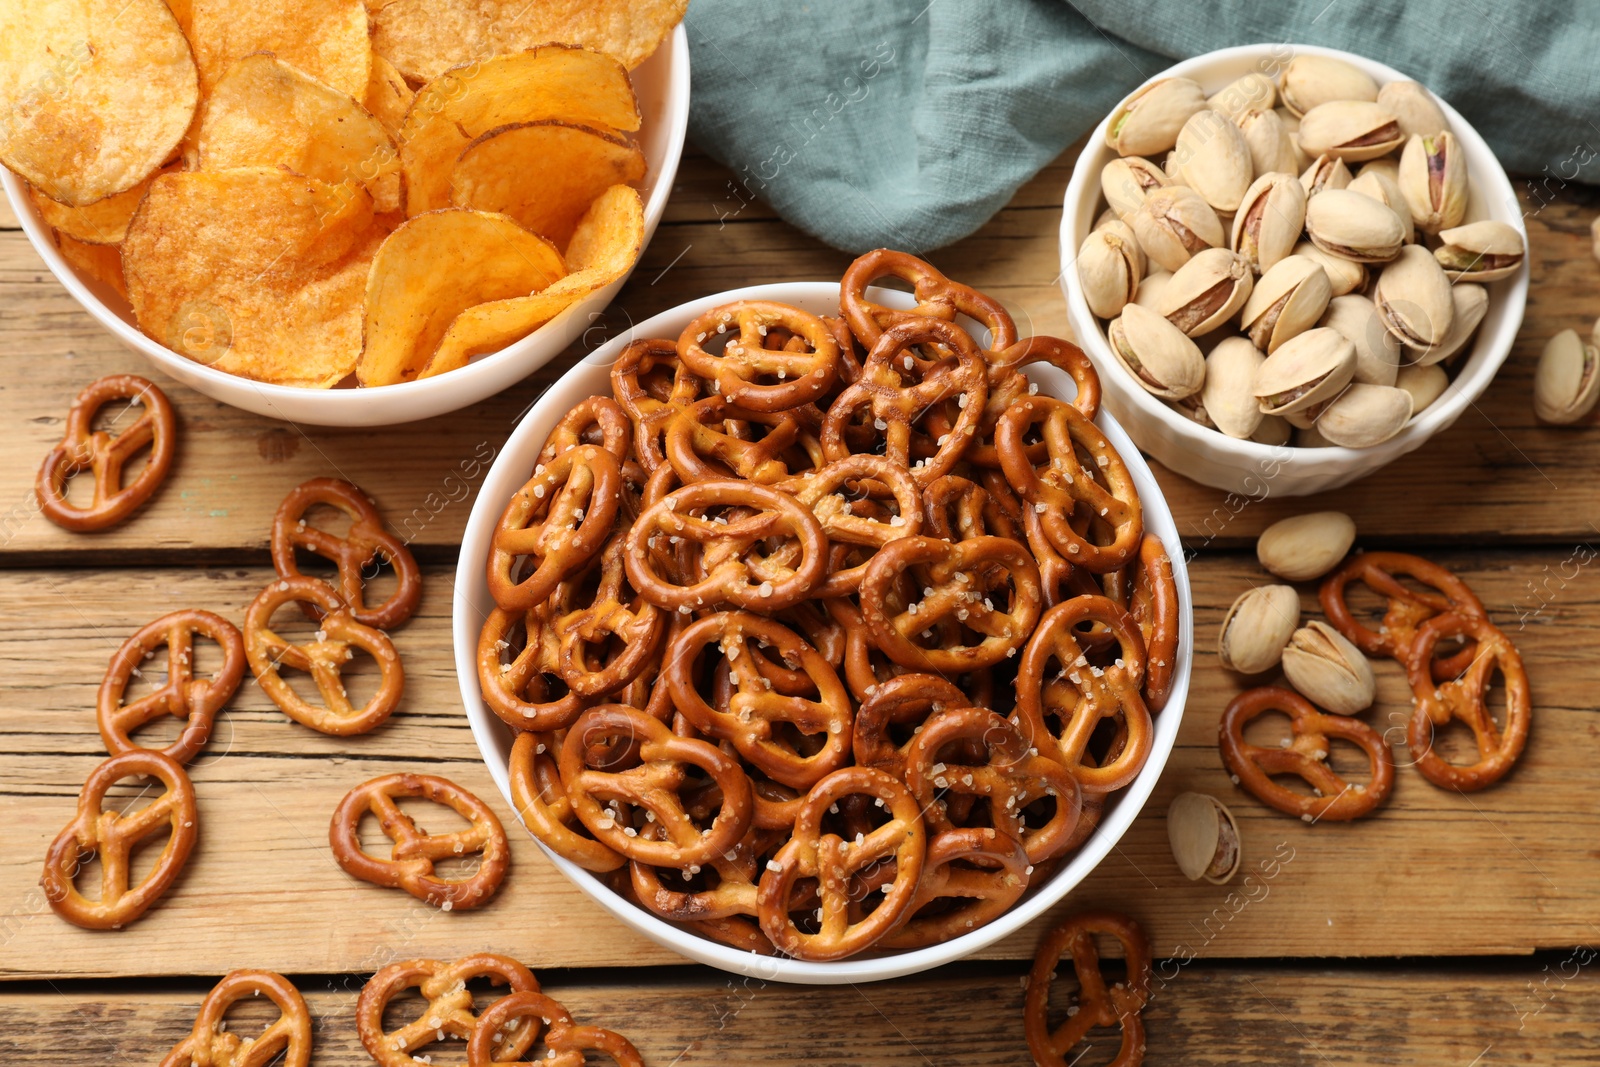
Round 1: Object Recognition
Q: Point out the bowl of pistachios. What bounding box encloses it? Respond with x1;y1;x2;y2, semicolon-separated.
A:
1059;43;1528;496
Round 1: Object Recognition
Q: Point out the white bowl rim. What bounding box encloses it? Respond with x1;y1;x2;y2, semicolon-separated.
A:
452;280;1196;984
1058;42;1529;467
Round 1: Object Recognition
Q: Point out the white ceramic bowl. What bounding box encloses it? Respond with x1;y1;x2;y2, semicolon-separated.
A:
1059;43;1529;496
1;27;690;427
453;281;1196;984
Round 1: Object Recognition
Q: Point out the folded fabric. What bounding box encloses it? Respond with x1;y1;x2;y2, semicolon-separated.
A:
684;0;1600;253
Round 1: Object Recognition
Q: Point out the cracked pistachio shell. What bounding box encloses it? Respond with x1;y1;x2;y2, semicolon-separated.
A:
1168;792;1242;884
1279;54;1379;117
1208;73;1277;120
1377;80;1450;140
1374;244;1454;349
1129;185;1225;273
1315;383;1414;448
1202;336;1267;438
1257;511;1356;581
1101;156;1172;219
1252;413;1293;445
1395;362;1449;414
1232;171;1306;275
1132;270;1172;311
1305;188;1405;264
1078;220;1145;319
1296;100;1404;162
1253;326;1356;415
1347;170;1415;246
1292;240;1366;297
1107;77;1207;156
1434;220;1526;282
1236;108;1300;180
1176;109;1255;214
1216;583;1300;674
1169;392;1215;428
1417;283;1488;366
1108;303;1206;400
1158;247;1253;337
1299;152;1352;199
1398;131;1468;234
1240;255;1332;353
1283;406;1321;431
1319;294;1400;386
1533;328;1600;425
1281;620;1376;714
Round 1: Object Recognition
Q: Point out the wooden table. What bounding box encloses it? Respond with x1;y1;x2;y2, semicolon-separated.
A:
3;142;1597;1064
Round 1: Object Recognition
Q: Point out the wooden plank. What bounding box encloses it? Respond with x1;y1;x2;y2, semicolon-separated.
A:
0;551;1590;977
0;960;1593;1065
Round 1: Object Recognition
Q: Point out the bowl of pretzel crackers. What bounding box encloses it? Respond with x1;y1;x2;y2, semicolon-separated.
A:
453;252;1195;983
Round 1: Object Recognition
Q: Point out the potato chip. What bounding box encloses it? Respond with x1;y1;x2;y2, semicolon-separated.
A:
449;121;645;249
56;231;128;300
399;46;639;215
198;54;402;214
188;0;370;98
423;184;642;377
358;210;567;387
165;0;193;35
0;0;198;206
30;169;161;245
373;0;686;81
364;53;414;139
124;169;381;388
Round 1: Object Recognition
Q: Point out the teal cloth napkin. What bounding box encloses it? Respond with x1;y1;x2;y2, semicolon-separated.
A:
684;0;1600;253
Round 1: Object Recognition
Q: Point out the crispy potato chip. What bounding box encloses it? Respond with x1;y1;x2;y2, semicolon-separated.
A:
198;54;402;214
124;169;380;388
423;184;642;377
399;46;639;215
29;168;162;245
358;210;566;387
372;0;685;81
165;0;193;35
189;0;370;98
364;53;414;139
449;121;645;249
56;231;128;300
0;0;198;206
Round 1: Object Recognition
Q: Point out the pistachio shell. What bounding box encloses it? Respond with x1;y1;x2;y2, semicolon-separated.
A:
1101;156;1172;219
1282;620;1376;714
1167;792;1242;884
1208;73;1277;120
1533;328;1600;425
1132;270;1173;311
1346;170;1415;245
1377;80;1450;140
1078;221;1145;319
1374;245;1455;349
1203;336;1267;438
1283;406;1321;431
1129;185;1226;273
1252;414;1293;445
1107;77;1208;156
1168;392;1215;428
1398;132;1468;234
1304;188;1405;263
1296;422;1334;447
1094;207;1121;231
1314;383;1413;448
1416;284;1488;366
1253;327;1356;415
1231;172;1306;274
1297;100;1404;162
1356;157;1400;184
1257;511;1356;581
1236;108;1299;180
1279;55;1378;117
1319;294;1400;386
1158;247;1253;337
1434;220;1526;282
1299;153;1352;198
1108;303;1206;400
1292;240;1367;297
1395;363;1449;414
1239;255;1332;353
1216;583;1300;674
1176;109;1255;214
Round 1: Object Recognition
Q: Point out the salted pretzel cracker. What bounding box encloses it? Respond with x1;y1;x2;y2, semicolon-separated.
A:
270;477;422;629
1025;910;1152;1067
157;970;312;1067
677;300;840;412
97;609;245;763
510;731;625;872
839;248;1017;355
487;444;622;611
36;374;176;531
537;395;633;466
663;394;812;484
468;991;645;1067
1404;613;1531;791
881;827;1030;950
1320;550;1485;677
852;672;972;780
612;338;702;472
1121;535;1180;713
357;954;539;1067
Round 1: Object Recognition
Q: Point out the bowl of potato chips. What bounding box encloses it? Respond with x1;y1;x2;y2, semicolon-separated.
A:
1;0;688;426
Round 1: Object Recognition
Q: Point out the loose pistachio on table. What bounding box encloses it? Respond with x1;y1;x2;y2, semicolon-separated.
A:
1217;583;1300;673
1281;620;1377;714
1167;792;1243;884
1239;255;1331;354
1256;511;1356;581
1433;221;1526;282
1158;247;1253;336
1533;327;1600;425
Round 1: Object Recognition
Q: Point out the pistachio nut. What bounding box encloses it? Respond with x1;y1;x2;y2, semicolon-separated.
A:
1207;72;1277;120
1533;328;1600;425
1416;283;1488;366
1281;620;1377;714
1319;294;1400;386
1398;131;1468;234
1299;153;1352;198
1297;100;1405;162
1252;414;1293;445
1094;207;1121;232
1129;185;1226;273
1304;188;1406;263
1278;54;1379;117
1296;422;1334;447
1231;172;1306;274
1356;157;1401;184
1167;793;1242;884
1101;156;1172;219
1158;247;1254;337
1256;510;1356;581
1216;583;1300;673
1132;270;1173;311
1253;327;1356;415
1292;240;1367;297
1175;109;1255;214
1239;255;1332;353
1433;220;1526;282
1203;336;1267;438
1395;362;1449;414
1169;392;1215;428
1377;79;1450;140
1374;244;1455;350
1078;221;1146;319
1346;170;1415;245
1277;107;1311;171
1314;383;1414;448
1163;150;1185;185
1236;108;1300;180
1107;303;1207;400
1107;77;1208;156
